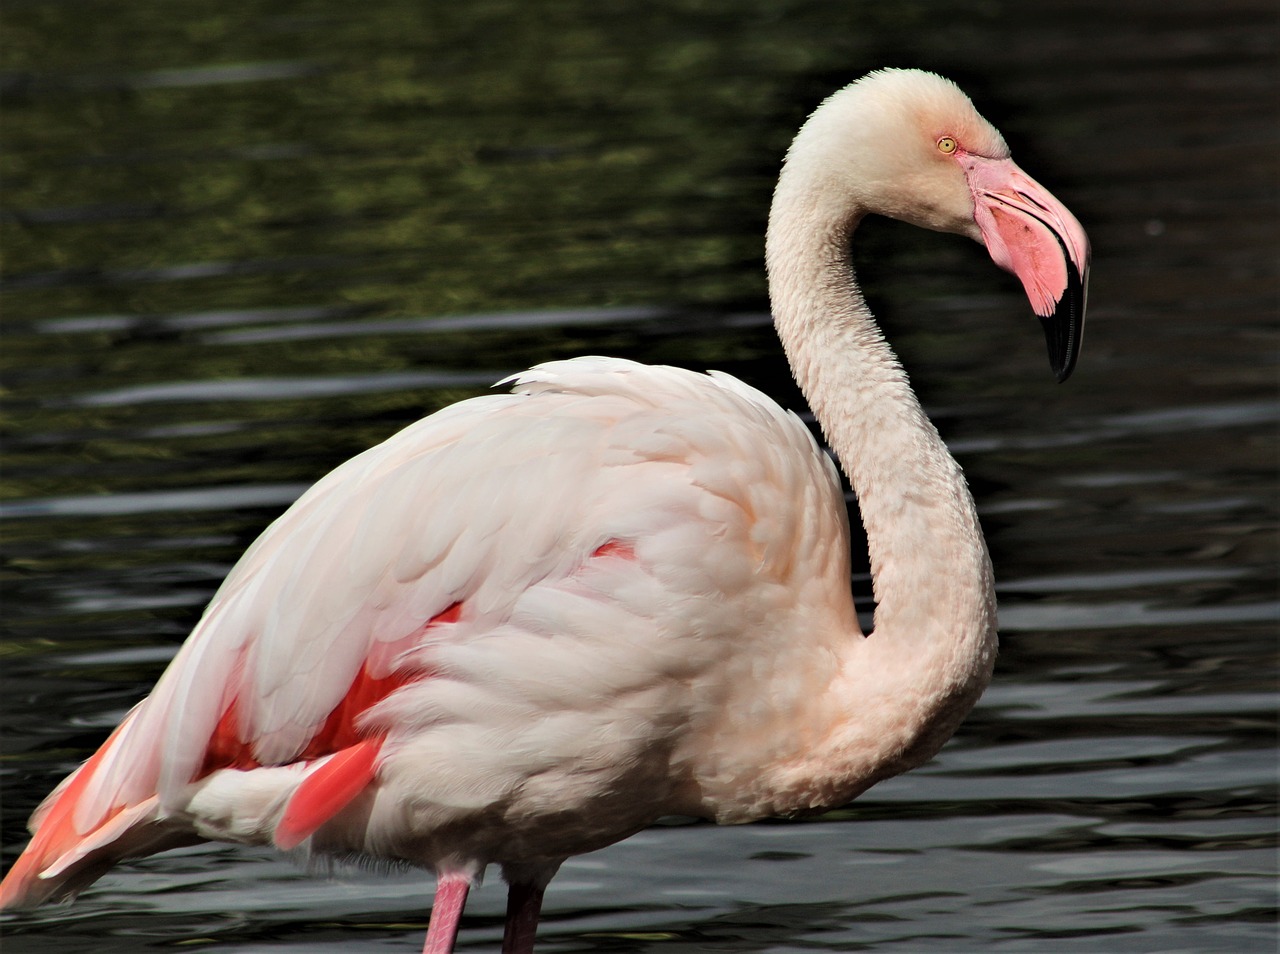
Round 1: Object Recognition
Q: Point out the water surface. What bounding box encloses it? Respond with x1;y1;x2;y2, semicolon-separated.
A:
2;0;1275;951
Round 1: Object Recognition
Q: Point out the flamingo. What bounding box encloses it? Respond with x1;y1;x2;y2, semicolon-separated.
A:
0;68;1088;952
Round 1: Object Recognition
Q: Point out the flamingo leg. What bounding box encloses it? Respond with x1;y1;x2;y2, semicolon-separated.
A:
501;879;546;954
422;872;472;954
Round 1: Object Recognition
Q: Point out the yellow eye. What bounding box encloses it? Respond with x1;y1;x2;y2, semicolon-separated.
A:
937;136;957;155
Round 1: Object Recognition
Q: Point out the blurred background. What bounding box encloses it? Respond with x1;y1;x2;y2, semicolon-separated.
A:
2;0;1275;951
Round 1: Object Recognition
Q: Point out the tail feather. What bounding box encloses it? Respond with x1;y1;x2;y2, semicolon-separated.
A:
0;731;197;910
2;740;388;909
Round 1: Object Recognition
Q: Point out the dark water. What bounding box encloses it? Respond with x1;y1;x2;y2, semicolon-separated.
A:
2;0;1276;951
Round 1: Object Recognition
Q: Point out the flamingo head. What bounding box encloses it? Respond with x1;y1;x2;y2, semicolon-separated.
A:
784;68;1091;381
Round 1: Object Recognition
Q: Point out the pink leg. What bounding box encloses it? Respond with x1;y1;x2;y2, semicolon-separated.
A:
501;880;546;954
422;872;472;954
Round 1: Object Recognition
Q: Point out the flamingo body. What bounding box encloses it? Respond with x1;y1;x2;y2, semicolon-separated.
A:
8;361;865;894
0;68;1090;952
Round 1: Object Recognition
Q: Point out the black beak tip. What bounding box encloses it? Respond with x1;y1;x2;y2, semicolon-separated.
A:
1040;261;1087;383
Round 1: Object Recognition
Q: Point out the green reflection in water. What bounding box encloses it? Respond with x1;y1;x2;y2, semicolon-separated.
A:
1;0;992;317
0;0;989;510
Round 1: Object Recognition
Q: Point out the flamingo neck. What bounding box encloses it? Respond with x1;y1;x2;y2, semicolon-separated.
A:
766;171;997;709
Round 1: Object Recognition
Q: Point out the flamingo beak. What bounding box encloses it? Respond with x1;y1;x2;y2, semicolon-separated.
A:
963;156;1091;382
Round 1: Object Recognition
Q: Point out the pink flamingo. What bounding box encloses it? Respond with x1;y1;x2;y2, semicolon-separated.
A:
0;69;1088;952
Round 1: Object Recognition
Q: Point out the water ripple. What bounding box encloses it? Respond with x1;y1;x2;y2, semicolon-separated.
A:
65;369;501;407
0;483;308;519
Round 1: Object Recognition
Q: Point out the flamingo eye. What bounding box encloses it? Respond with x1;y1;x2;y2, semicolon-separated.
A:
937;137;957;155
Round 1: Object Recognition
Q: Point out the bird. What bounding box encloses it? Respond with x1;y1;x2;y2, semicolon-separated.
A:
0;68;1089;952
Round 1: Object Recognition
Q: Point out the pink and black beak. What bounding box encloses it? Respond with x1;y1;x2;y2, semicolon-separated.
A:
963;156;1091;382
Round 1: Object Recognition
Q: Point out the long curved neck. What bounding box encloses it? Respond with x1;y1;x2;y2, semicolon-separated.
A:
766;170;996;658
